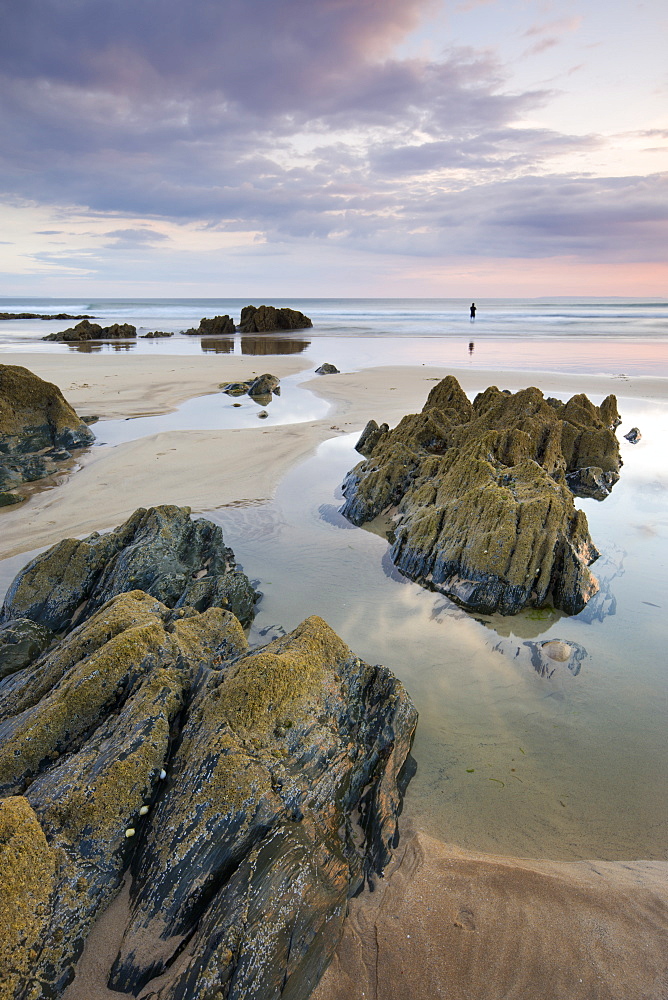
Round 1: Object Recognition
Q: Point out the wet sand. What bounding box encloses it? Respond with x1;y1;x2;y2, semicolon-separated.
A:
3;350;667;999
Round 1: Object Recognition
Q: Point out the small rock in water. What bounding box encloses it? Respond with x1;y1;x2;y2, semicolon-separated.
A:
315;363;340;375
542;640;572;662
624;427;641;443
257;410;269;419
125;828;136;838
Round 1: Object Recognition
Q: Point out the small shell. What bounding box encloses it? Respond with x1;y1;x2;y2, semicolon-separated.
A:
159;768;167;780
125;828;136;838
139;805;149;816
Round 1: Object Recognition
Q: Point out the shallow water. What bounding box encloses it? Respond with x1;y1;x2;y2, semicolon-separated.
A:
1;299;667;861
202;396;667;861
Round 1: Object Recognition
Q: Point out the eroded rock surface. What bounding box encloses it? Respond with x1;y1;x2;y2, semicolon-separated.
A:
340;376;622;616
1;504;259;636
184;315;236;336
0;574;416;998
237;304;313;333
43;319;137;342
0;364;95;497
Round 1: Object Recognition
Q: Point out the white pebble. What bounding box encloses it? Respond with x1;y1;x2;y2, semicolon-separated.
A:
159;768;167;780
139;805;149;816
125;828;136;838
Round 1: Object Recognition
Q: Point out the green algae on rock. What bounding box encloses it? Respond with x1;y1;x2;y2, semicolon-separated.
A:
340;375;622;616
0;591;416;998
1;504;259;635
0;364;95;493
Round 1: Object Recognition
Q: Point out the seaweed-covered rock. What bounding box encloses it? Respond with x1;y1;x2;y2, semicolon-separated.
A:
340;376;622;616
248;373;280;397
237;304;313;333
42;319;136;341
0;594;416;999
1;504;259;634
0;364;95;491
315;363;340;375
0;618;53;678
184;315;236;336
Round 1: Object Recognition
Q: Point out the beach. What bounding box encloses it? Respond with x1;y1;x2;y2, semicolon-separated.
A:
2;302;668;998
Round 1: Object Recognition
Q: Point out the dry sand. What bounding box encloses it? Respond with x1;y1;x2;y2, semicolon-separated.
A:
3;351;668;999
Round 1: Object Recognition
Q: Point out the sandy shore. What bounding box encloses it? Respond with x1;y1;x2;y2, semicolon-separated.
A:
3;352;668;999
2;352;665;559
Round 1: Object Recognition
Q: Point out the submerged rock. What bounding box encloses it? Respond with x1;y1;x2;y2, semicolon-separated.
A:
0;364;95;492
43;319;137;341
0;588;416;998
1;504;259;634
340;376;622;616
237;304;313;333
315;363;340;375
624;426;641;443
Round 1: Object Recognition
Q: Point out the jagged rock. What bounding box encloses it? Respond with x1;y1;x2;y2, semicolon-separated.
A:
237;304;313;333
0;618;53;678
340;375;622;616
565;466;618;500
315;363;340;375
0;364;95;491
0;593;416;999
624;426;641;443
42;319;136;341
184;315;236;336
0;590;247;996
248;373;280;397
141;330;173;338
1;504;259;634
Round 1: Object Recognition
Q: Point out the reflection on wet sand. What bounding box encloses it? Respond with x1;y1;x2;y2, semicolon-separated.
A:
68;341;136;353
200;338;234;353
240;335;310;355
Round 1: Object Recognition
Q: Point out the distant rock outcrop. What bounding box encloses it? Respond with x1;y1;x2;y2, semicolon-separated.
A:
184;315;236;336
340;375;622;616
43;319;136;342
237;304;313;332
0;364;95;500
0;508;417;1000
0;312;94;321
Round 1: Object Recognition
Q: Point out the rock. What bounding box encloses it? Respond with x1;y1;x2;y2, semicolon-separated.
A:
624;426;641;443
0;312;93;320
248;373;280;397
339;376;622;616
257;409;269;418
0;618;53;678
184;315;236;336
0;364;95;491
315;363;340;375
219;380;252;396
0;593;416;999
107;614;417;997
42;319;136;341
0;490;25;506
141;330;173;338
237;304;313;333
527;638;587;678
1;504;259;634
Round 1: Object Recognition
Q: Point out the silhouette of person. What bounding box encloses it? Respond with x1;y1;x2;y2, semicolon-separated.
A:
468;341;474;354
470;302;476;320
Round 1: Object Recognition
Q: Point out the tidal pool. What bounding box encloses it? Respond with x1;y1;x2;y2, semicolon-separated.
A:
203;395;668;862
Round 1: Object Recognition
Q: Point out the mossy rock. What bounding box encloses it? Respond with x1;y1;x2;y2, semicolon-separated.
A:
340;375;621;616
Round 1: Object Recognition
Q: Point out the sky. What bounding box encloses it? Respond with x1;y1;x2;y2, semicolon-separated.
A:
0;0;666;298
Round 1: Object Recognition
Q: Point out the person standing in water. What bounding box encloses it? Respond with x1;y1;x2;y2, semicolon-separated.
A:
470;302;476;320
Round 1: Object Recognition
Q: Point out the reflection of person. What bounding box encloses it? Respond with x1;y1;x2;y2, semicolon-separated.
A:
470;302;476;320
468;341;474;354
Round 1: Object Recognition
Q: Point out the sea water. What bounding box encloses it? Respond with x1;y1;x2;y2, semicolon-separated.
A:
1;298;667;860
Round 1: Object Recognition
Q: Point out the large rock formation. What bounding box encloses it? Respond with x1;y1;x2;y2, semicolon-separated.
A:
0;513;417;999
340;376;622;617
43;319;136;342
0;364;95;501
237;304;313;333
1;504;259;637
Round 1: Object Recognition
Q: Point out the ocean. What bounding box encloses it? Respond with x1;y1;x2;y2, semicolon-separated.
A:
1;297;667;861
1;296;667;375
